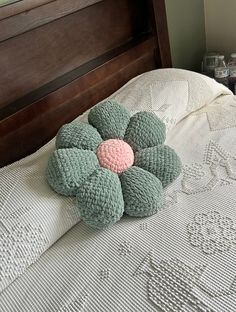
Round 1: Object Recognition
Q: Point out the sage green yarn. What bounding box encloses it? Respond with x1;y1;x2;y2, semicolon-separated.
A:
124;111;166;152
46;148;99;196
56;120;102;151
88;100;130;140
135;145;182;188
120;166;164;217
76;168;124;229
46;100;182;229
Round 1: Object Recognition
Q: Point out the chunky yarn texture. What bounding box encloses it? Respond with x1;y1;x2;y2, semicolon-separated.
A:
46;101;182;229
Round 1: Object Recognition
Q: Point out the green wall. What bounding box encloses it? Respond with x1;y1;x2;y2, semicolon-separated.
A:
165;0;206;72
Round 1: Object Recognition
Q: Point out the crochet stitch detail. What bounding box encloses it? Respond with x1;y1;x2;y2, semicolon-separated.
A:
56;121;102;152
96;139;134;173
76;168;124;228
47;148;99;196
88;100;130;140
120;166;163;217
124;111;166;152
46;101;182;229
135;145;182;188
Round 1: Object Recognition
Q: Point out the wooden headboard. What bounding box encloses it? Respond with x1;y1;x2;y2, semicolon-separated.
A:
0;0;171;167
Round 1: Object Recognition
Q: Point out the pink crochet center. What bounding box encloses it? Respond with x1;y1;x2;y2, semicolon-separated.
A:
96;139;134;173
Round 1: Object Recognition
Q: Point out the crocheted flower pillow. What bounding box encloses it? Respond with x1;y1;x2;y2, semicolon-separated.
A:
46;101;182;229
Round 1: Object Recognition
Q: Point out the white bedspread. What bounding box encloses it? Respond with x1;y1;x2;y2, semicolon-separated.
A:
1;69;236;312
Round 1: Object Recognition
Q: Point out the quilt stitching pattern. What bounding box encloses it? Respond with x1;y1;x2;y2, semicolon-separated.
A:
0;174;79;293
150;80;189;130
99;268;110;280
0;178;17;215
139;222;149;231
182;141;236;194
58;294;88;312
192;97;236;131
165;141;236;199
0;223;48;292
118;241;132;256
112;79;190;130
207;109;236;131
164;190;182;208
1;206;32;221
187;211;236;255
199;274;236;298
135;251;215;312
207;101;236;131
1;176;50;220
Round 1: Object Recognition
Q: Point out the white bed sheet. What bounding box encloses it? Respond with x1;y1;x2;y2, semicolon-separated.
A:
1;88;236;311
0;70;236;312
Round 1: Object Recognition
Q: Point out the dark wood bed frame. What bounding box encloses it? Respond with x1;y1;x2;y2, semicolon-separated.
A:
0;0;171;167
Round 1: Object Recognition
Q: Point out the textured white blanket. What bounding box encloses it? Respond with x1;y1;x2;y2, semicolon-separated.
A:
1;69;236;312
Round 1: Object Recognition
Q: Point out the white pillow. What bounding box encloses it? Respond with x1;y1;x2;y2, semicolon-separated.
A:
0;68;231;293
109;68;232;131
0;140;79;292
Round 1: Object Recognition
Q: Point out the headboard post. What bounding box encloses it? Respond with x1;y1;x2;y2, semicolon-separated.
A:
148;0;172;68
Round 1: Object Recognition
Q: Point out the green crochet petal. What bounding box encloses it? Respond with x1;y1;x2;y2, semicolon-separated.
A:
76;168;124;229
46;148;99;196
135;145;182;188
124;112;166;152
56;120;103;151
119;166;164;217
88;100;130;140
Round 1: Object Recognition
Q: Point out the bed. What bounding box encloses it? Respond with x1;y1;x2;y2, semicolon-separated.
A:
1;1;236;312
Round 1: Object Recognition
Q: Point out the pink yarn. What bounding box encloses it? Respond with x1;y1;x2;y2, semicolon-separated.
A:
96;139;134;173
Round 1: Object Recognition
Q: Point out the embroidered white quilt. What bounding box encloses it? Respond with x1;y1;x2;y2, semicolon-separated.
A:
1;69;236;312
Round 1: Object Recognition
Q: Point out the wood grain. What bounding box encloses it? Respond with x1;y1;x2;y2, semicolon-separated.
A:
0;35;153;120
0;38;156;166
0;0;102;41
0;0;54;20
0;0;149;108
0;0;171;167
